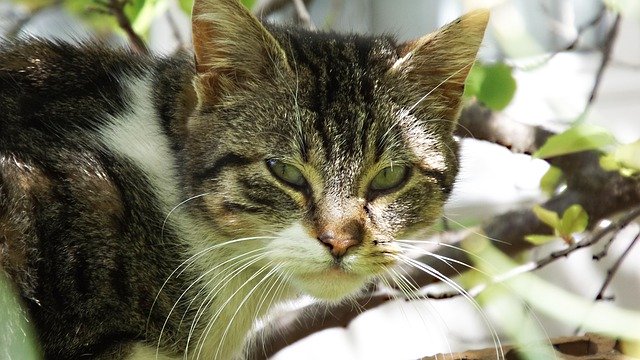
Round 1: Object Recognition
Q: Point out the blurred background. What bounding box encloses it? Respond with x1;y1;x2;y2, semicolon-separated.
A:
1;0;639;359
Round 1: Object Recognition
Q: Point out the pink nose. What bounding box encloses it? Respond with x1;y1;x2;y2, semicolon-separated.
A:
317;230;360;257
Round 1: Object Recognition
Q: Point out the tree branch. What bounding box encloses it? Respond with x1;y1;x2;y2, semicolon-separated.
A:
594;230;640;301
421;333;626;360
248;293;392;360
95;0;149;54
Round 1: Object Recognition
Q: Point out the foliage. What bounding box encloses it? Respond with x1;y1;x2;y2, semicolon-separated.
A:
464;62;517;111
526;204;589;245
534;124;617;159
534;123;640;177
600;140;640;177
0;274;40;360
539;165;563;195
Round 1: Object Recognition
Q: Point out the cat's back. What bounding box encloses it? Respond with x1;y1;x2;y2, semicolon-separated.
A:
0;40;156;147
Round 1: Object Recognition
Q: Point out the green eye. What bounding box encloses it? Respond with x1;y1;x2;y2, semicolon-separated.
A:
370;165;409;192
267;159;307;188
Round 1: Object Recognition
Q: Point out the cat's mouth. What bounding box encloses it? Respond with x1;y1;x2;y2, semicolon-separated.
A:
289;265;377;301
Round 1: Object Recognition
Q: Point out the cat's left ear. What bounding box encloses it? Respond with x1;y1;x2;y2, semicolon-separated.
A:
191;0;290;105
390;10;489;130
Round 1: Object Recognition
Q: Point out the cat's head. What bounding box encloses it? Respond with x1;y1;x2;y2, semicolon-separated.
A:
182;0;488;301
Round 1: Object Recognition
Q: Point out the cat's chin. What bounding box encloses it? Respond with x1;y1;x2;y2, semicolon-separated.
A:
291;268;369;302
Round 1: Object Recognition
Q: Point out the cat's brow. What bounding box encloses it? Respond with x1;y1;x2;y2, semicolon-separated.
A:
195;153;254;181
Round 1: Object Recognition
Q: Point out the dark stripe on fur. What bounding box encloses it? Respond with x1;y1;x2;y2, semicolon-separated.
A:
418;168;451;194
196;153;253;181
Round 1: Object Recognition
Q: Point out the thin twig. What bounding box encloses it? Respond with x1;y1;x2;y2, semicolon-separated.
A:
512;7;607;71
165;10;186;50
594;230;640;301
424;207;640;300
94;0;149;54
588;14;622;105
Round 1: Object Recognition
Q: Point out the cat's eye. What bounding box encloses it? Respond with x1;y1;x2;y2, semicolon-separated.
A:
369;165;409;193
266;159;307;189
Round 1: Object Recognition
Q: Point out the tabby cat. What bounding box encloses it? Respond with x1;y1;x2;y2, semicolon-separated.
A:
0;0;488;358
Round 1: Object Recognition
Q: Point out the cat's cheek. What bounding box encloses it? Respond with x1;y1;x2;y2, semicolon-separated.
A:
200;195;268;236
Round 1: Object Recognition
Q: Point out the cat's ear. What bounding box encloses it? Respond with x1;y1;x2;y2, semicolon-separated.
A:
191;0;289;105
390;10;489;129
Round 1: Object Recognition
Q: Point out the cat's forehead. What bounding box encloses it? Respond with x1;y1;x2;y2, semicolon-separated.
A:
250;27;419;175
271;26;399;76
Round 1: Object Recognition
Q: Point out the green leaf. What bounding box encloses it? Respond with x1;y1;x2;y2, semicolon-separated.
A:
558;204;588;236
525;234;558;245
63;0;118;32
124;0;147;22
476;63;517;111
240;0;256;9
132;0;170;36
599;153;620;172
532;205;560;230
613;140;640;171
533;124;617;159
599;140;640;177
463;63;485;98
179;0;193;13
0;274;40;359
539;166;563;195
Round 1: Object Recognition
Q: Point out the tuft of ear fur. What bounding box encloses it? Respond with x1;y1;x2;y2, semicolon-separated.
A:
391;9;489;129
191;0;289;105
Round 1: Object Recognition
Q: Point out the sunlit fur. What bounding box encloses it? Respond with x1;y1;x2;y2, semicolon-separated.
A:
0;0;488;358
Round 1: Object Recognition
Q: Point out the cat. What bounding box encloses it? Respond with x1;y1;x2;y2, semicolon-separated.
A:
0;0;488;358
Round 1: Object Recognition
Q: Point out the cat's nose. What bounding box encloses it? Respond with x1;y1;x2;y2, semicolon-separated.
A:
317;228;360;258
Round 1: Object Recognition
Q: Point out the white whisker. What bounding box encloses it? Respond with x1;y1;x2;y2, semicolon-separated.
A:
186;250;274;357
148;235;275;348
407;62;475;113
214;263;280;359
161;192;210;240
396;255;504;360
194;256;275;359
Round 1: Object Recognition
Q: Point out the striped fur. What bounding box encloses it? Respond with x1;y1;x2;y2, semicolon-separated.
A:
0;0;487;358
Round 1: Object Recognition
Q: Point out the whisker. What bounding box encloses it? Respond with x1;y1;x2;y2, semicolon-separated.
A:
396;255;504;360
214;263;280;359
194;257;275;359
186;251;274;357
385;267;455;359
441;216;512;246
161;192;210;240
407;61;475;113
157;247;271;354
148;236;275;340
396;242;486;275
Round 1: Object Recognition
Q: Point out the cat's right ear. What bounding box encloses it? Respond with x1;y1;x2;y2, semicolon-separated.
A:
191;0;290;105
